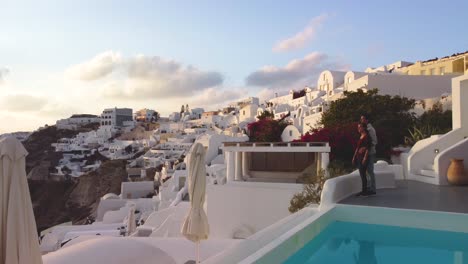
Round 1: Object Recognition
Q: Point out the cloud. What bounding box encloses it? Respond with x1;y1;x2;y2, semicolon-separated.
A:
246;51;346;88
188;87;247;108
69;51;224;99
0;94;48;112
0;67;10;84
66;51;122;81
272;14;328;52
39;102;82;118
256;88;289;103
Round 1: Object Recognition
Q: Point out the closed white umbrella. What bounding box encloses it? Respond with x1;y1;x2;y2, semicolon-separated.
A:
126;206;136;236
0;137;42;264
181;143;209;263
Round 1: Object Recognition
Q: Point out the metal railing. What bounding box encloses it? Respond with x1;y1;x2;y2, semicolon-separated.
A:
222;141;328;147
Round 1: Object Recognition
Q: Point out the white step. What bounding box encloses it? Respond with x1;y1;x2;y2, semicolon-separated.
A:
419;169;437;178
423;163;435;171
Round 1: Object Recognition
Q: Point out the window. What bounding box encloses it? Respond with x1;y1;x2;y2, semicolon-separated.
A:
440;67;446;75
420;70;426;75
243;110;245;115
289;130;292;137
429;68;435;75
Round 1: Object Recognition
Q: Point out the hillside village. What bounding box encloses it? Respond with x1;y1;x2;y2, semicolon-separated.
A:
18;52;465;184
6;51;468;259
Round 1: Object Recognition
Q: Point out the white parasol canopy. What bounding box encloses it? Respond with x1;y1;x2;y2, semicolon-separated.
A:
0;137;43;264
181;143;209;262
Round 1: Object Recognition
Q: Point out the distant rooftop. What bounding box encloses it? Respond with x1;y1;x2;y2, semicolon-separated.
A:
70;114;98;118
420;50;468;64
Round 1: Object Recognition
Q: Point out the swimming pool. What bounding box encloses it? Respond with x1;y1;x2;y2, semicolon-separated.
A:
284;221;468;264
247;205;468;264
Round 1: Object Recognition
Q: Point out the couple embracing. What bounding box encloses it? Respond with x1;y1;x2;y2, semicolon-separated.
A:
352;114;377;197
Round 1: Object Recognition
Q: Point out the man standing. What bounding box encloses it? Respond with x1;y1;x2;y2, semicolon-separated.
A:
360;114;377;195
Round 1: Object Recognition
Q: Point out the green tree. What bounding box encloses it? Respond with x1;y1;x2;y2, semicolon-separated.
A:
405;102;452;146
152;111;160;122
320;89;416;158
417;102;452;132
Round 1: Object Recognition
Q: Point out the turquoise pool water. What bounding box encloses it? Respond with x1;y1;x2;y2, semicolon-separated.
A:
284;221;468;264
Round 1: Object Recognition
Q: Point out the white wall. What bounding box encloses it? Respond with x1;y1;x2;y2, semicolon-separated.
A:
96;198;157;221
239;104;259;123
196;134;248;164
347;74;455;100
302;112;322;133
207;182;303;238
320;162;397;209
408;130;464;185
268;93;292;106
452;75;468;129
435;137;468;184
121;181;154;199
407;75;468;185
317;70;346;95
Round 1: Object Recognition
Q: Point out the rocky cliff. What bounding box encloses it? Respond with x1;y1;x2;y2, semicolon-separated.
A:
23;125;128;232
23;126;79;180
29;160;127;232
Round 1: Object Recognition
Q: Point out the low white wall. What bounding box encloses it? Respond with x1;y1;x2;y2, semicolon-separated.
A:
96;200;128;221
435;137;468;183
121;181;154;199
204;207;319;264
320;162;396;209
96;198;156;221
207;181;303;238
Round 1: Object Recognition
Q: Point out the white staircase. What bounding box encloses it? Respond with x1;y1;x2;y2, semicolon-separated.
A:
418;163;437;178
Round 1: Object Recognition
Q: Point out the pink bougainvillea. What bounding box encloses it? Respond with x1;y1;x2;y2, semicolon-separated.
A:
247;118;289;142
295;122;359;162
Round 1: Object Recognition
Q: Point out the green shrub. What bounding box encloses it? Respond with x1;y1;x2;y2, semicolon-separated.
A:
288;164;348;213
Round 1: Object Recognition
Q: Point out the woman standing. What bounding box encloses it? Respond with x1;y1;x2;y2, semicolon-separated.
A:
353;123;372;196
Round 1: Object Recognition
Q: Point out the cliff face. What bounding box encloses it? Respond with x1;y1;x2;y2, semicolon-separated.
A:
66;160;128;220
23;125;128;232
29;160;127;232
23;126;79;180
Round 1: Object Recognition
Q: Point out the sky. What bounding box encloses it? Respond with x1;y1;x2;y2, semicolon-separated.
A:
1;0;467;133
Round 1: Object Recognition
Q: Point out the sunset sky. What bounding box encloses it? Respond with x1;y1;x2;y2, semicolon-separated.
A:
1;0;467;133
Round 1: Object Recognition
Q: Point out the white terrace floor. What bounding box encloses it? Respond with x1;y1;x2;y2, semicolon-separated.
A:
340;180;468;214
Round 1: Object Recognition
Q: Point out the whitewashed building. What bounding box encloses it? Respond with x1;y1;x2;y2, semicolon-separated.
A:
56;114;100;130
239;104;259;123
99;108;134;136
134;109;157;122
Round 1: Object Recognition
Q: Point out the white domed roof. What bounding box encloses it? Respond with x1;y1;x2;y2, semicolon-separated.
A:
43;237;176;264
102;193;120;200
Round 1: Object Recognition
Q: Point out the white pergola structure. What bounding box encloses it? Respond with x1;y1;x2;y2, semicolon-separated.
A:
222;142;331;183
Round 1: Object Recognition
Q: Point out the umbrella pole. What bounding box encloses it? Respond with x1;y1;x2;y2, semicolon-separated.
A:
197;241;200;263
